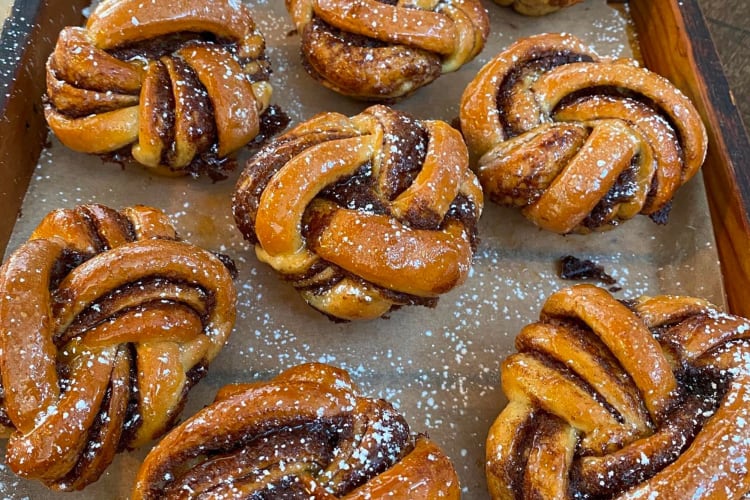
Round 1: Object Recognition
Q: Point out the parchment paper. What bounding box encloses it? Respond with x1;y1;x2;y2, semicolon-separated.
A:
0;1;724;498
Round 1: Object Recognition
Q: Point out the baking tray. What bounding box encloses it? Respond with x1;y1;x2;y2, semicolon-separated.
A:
1;0;749;498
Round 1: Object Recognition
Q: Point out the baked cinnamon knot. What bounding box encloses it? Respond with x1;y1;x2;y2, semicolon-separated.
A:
459;33;707;233
133;362;460;499
286;0;490;100
44;0;274;179
493;0;583;16
0;204;236;490
233;105;483;321
486;284;750;499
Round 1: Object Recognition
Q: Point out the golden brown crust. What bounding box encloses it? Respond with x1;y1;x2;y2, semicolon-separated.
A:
459;33;707;233
86;0;258;51
287;0;489;100
493;0;583;16
0;204;236;491
132;363;460;499
44;105;140;154
486;284;750;499
232;105;483;321
44;0;273;178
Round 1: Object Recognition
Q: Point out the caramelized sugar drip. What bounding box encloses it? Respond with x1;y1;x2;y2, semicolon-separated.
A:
460;33;707;233
44;0;276;178
486;284;750;499
0;204;236;490
286;0;490;100
133;363;460;499
232;105;483;321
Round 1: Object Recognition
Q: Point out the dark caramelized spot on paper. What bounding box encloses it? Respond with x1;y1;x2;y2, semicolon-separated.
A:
648;201;672;225
558;255;618;290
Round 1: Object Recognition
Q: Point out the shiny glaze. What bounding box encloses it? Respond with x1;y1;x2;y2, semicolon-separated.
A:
486;284;750;499
44;0;274;178
233;105;483;321
459;33;707;233
0;204;236;490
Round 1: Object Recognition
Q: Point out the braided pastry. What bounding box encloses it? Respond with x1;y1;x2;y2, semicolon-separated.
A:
44;0;273;179
486;284;750;499
459;33;707;233
233;104;483;321
0;204;236;490
286;0;490;100
133;362;460;499
493;0;583;16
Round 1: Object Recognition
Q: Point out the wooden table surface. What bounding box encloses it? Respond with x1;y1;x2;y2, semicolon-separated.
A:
698;0;750;130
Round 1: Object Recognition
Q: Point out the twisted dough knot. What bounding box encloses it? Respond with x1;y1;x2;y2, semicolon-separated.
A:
486;284;750;499
44;0;273;179
493;0;583;16
133;362;460;499
460;33;707;233
233;104;483;321
0;204;236;490
286;0;489;100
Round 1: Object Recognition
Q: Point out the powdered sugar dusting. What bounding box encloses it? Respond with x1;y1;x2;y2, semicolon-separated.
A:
0;0;725;498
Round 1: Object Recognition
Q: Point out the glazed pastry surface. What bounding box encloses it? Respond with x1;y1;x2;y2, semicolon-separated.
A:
0;204;236;490
486;284;750;499
133;362;460;499
494;0;583;16
460;33;707;233
286;0;490;100
44;0;273;178
233;104;483;321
